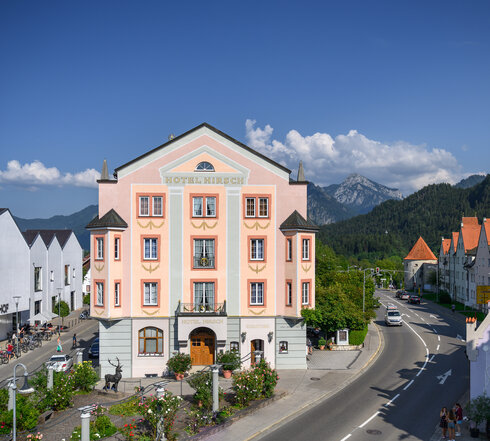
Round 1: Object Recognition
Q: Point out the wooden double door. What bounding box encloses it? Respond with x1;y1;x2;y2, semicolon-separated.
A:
190;330;215;366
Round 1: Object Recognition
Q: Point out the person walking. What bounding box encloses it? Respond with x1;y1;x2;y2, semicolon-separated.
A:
454;403;463;436
72;333;77;349
56;335;62;352
447;408;456;441
19;327;24;344
451;304;456;314
6;343;13;362
307;337;313;355
439;407;448;439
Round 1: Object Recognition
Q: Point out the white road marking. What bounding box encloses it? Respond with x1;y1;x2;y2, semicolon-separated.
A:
414;313;420;317
403;380;414;390
432;328;438;334
359;411;380;428
457;334;465;342
438;335;440;342
402;313;411;318
340;435;352;441
384;393;400;407
436;345;440;351
420;317;425;322
416;347;430;376
430;314;438;319
429;354;435;362
437;369;452;384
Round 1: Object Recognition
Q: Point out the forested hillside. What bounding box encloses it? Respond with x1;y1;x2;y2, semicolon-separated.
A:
318;174;490;261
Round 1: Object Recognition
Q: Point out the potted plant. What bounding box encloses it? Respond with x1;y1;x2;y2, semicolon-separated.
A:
466;394;490;438
217;350;241;378
167;353;192;380
318;337;326;350
327;338;334;350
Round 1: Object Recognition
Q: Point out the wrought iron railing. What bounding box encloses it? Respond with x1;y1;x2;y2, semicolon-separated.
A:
177;301;226;315
193;255;215;268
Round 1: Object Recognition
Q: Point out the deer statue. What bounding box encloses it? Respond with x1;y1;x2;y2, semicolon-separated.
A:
103;357;122;392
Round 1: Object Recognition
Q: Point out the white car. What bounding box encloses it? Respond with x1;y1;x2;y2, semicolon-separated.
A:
385;310;403;326
48;354;73;372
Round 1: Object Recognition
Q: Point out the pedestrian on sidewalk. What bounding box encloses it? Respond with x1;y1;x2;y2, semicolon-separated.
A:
307;338;313;356
439;407;448;439
451;304;455;314
6;343;13;362
56;336;62;352
447;408;456;441
19;327;24;344
454;403;463;436
72;333;77;349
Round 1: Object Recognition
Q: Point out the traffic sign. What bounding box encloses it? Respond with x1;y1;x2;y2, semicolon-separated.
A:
476;286;490;304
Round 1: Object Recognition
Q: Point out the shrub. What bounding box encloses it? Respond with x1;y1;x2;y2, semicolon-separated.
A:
466;394;490;426
72;361;99;392
254;359;279;398
138;392;182;439
232;360;279;406
42;371;75;411
187;371;224;410
109;396;140;416
439;292;452;304
166;353;192;374
0;395;40;433
217;350;241;371
94;414;117;437
83;294;90;305
318;337;326;347
349;326;368;345
53;300;70;318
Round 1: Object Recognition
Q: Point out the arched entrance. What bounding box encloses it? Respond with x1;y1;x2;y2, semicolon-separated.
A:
190;327;215;366
251;339;264;364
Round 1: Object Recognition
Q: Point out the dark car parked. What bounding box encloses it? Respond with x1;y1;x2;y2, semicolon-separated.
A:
408;295;421;304
88;337;99;358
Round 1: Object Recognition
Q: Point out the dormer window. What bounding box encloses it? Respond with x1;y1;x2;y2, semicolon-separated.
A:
195;161;214;172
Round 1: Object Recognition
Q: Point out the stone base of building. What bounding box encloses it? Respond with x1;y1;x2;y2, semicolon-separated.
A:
97;315;307;378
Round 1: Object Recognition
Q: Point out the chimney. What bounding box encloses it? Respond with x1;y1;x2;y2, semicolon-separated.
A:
100;159;109;181
297;161;305;182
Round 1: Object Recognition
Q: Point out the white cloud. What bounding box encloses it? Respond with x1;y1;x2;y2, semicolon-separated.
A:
0;160;100;189
245;119;470;195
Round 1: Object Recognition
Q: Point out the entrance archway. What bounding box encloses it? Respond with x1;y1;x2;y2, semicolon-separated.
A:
251;339;264;364
190;327;215;366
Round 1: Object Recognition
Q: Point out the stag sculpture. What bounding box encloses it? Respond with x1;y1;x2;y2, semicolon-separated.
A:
103;357;122;392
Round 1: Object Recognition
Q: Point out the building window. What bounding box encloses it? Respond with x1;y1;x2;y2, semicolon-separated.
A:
139;196;150;216
195;161;215;172
302;238;310;261
143;238;158;260
193;282;215;309
114;237;120;260
114;282;120;307
96;282;104;306
250;282;264;305
279;341;288;354
50;270;54;282
152;196;163;216
34;267;42;291
143;282;158;306
286;282;292;306
286;238;292;261
193;239;215;268
244;196;270;218
96;237;104;260
192;196;217;217
230;341;239;351
64;265;70;285
302;282;310;305
138;327;163;356
34;300;41;315
250;239;265;261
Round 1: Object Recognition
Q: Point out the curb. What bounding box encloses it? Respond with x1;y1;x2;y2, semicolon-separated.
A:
244;321;385;440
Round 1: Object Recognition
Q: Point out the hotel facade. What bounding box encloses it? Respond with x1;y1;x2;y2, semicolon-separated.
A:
88;124;317;378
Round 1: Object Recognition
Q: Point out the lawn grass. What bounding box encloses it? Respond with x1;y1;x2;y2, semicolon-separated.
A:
421;292;487;322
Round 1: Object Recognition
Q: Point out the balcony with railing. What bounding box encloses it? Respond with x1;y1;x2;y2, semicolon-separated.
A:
176;301;226;316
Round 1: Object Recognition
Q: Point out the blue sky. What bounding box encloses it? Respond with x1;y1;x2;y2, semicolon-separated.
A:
1;1;489;218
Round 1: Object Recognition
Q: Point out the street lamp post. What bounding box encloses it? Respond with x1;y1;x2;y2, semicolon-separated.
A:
361;268;373;315
12;296;21;355
8;362;34;441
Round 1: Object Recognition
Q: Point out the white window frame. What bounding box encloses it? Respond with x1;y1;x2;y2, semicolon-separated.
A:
139;196;150;216
302;282;310;305
205;196;216;217
34;267;42;291
286;282;292;306
143;282;158;306
152;196;163;217
193;239;215;268
114;282;120;306
96;238;104;260
193;196;203;217
250;239;264;261
143;238;158;260
114;237;120;260
302;238;310;260
250;282;264;305
245;198;256;218
193;282;215;307
286;238;292;261
258;197;269;217
96;282;104;306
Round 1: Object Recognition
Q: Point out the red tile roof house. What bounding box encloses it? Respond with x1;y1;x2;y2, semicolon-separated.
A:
403;237;437;292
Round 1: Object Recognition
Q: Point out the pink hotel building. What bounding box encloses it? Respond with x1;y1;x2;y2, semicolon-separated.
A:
87;123;317;378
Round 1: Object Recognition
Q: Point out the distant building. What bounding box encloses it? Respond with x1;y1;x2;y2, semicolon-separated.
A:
0;208;83;339
438;237;451;293
87;123;317;378
403;237;437;292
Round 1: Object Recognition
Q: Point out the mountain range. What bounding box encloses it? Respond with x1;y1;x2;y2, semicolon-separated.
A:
12;174;486;252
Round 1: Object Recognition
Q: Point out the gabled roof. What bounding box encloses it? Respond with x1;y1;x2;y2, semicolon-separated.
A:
280;210;318;231
451;232;459;253
86;209;128;230
23;229;73;248
462;216;479;226
114;122;291;176
459;218;480;253
0;208;8;216
404;237;437;261
441;238;451;255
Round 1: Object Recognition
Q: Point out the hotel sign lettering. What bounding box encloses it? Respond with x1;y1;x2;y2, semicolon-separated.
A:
164;176;245;185
0;304;9;314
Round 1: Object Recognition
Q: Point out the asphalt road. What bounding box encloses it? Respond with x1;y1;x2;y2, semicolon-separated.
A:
258;289;469;441
0;318;99;386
